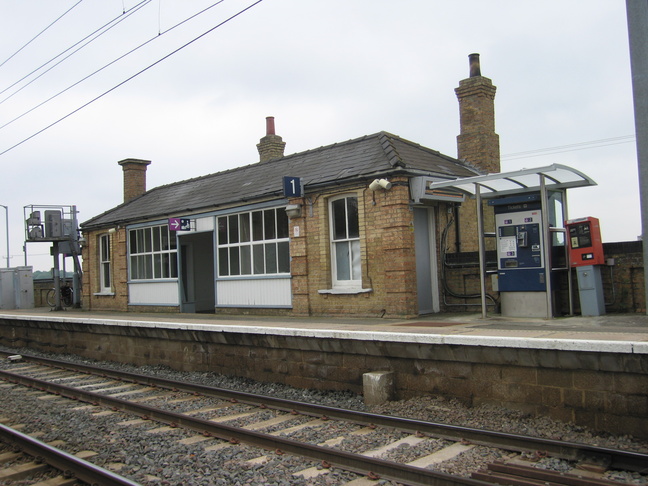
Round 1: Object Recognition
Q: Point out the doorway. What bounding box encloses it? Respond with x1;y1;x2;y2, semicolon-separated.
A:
414;207;440;314
179;232;215;313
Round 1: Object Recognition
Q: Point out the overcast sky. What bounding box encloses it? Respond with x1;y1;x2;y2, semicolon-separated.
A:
0;0;639;271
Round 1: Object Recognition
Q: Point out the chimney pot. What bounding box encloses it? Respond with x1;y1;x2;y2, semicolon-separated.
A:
469;53;481;77
266;116;276;136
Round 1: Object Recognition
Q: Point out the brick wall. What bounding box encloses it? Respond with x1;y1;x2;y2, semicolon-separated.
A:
297;179;419;318
80;179;422;317
443;241;645;315
3;317;646;439
82;228;130;311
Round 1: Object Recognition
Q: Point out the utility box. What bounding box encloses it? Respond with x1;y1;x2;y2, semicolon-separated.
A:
575;265;605;316
45;210;63;238
0;269;13;310
0;267;34;310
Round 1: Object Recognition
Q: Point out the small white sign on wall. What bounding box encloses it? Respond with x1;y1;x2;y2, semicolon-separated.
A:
294;225;300;237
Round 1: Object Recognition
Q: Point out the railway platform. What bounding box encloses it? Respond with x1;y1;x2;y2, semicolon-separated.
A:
1;308;647;438
1;307;647;352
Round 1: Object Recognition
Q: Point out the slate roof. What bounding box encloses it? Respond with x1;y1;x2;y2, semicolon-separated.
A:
81;131;481;230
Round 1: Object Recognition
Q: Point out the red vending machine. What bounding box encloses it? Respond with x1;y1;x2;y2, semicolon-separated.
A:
565;217;605;316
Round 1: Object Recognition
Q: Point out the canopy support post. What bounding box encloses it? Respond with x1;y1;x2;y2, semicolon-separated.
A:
476;183;488;318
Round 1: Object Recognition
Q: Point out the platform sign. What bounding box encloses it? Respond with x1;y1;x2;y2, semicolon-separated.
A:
169;218;191;231
283;176;302;197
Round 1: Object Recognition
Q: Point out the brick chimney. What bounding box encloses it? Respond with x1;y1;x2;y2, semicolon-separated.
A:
118;158;151;203
455;53;501;174
256;116;286;162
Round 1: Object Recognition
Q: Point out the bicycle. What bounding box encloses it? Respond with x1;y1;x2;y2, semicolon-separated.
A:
46;283;73;308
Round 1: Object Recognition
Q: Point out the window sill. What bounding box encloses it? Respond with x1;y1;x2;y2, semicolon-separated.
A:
318;288;372;295
93;292;115;296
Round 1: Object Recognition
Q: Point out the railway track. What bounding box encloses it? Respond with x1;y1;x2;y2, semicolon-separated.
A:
0;421;140;486
1;352;646;486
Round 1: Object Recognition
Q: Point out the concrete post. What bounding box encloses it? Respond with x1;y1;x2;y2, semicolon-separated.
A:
363;371;395;406
626;1;648;315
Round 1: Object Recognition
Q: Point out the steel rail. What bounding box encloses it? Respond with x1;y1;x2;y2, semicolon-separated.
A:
4;352;648;473
473;461;624;486
0;368;492;486
0;422;142;486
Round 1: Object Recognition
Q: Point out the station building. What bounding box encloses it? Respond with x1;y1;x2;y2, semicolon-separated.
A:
80;55;503;317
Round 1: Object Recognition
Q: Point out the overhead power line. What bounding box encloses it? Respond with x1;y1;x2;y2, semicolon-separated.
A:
0;0;85;69
0;0;153;101
501;135;636;161
0;0;265;157
0;0;226;132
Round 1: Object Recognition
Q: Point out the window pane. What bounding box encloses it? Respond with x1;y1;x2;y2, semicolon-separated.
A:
144;228;152;252
229;247;240;275
161;226;169;250
217;217;227;245
335;241;350;280
347;197;359;238
332;199;347;240
129;230;137;254
277;209;289;238
103;262;110;285
252;211;263;241
278;241;290;273
153;254;162;278
130;256;138;279
228;215;239;244
351;240;361;280
240;246;251;275
101;235;109;261
153;226;161;251
264;209;276;240
218;248;229;276
239;213;250;242
139;255;146;279
265;243;277;273
144;255;153;279
168;227;177;250
170;253;178;278
161;253;170;278
253;244;264;274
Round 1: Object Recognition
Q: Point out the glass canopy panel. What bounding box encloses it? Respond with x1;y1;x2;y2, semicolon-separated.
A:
426;164;596;198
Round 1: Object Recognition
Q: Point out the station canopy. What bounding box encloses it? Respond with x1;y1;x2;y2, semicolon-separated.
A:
424;163;597;319
426;163;596;198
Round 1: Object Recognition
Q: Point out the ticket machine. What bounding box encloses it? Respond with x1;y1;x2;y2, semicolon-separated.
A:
493;196;544;291
565;217;605;316
490;193;557;317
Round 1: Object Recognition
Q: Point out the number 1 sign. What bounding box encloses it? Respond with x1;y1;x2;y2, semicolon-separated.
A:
282;176;302;197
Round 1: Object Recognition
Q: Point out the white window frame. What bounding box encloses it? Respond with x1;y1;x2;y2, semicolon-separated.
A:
329;194;362;288
99;233;111;293
217;207;290;277
128;224;178;281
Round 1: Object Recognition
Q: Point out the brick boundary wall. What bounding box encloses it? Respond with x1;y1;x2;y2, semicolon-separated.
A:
1;317;646;439
442;241;645;314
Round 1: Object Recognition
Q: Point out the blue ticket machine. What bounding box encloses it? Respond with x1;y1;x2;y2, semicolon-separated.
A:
490;194;550;317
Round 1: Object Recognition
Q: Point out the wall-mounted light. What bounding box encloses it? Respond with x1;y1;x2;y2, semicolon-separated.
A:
369;179;392;191
285;204;302;219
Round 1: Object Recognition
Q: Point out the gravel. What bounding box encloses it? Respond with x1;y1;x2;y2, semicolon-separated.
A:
1;344;647;485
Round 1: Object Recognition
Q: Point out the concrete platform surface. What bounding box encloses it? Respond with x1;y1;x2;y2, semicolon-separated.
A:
2;308;647;354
